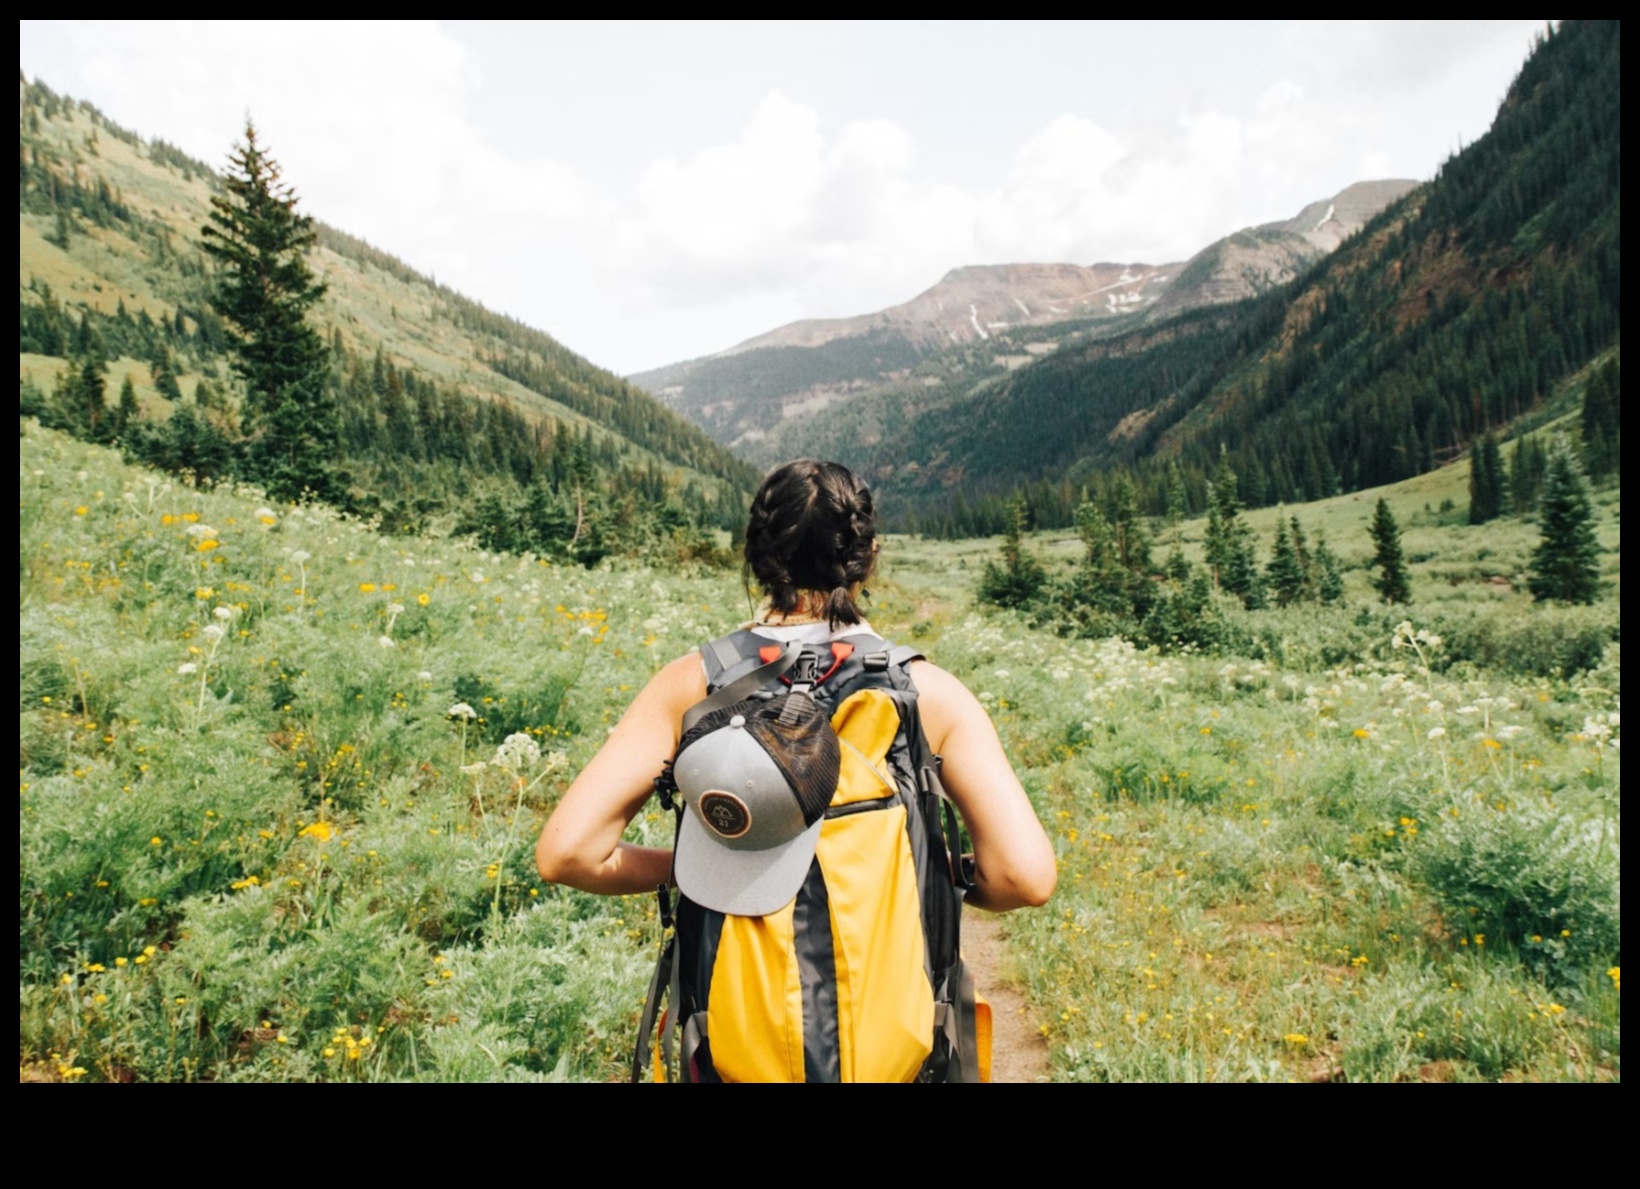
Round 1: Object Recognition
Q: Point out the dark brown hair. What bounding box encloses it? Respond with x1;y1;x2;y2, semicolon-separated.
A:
745;459;877;628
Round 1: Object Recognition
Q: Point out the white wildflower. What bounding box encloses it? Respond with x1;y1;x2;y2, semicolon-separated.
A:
387;603;405;615
184;523;218;539
494;732;542;770
290;550;311;565
177;662;198;675
448;702;478;721
378;636;396;649
201;624;226;642
417;670;433;682
1427;727;1446;741
460;761;489;776
214;605;235;621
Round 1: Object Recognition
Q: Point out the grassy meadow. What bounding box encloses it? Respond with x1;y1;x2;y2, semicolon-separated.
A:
19;421;1620;1081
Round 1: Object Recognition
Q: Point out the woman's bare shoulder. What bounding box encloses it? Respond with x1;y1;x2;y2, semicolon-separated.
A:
905;659;985;751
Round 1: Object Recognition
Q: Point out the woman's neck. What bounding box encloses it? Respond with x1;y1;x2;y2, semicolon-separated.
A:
749;593;831;627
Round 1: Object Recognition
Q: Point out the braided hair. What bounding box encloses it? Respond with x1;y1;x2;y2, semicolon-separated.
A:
744;460;877;629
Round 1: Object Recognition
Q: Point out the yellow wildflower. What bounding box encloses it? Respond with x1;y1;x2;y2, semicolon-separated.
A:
298;821;335;842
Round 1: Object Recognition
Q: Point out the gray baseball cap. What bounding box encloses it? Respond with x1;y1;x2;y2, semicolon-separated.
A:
672;693;840;916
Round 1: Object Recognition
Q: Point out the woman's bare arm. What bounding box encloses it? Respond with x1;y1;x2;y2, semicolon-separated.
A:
908;660;1057;912
535;652;706;896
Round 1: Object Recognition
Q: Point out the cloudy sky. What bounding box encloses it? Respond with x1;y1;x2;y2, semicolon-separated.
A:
20;21;1545;375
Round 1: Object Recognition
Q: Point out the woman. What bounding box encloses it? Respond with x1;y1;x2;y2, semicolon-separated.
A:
537;458;1055;915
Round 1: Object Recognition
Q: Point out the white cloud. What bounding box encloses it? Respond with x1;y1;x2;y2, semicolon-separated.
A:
23;20;1546;372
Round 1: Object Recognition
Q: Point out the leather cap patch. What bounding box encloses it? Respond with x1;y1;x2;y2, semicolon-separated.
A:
698;790;752;839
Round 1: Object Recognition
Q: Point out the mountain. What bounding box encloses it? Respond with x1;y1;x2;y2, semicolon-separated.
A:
18;77;759;544
834;20;1620;535
633;181;1414;461
1145;180;1418;320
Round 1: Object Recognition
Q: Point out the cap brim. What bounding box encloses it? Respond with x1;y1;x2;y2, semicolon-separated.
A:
674;810;822;917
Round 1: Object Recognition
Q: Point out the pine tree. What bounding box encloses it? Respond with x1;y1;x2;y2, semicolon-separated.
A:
1368;498;1412;604
114;374;140;436
1581;358;1620;481
55;356;109;443
978;495;1048;609
1204;452;1261;607
1527;437;1601;604
1468;430;1504;523
201;121;336;502
1313;532;1345;604
1509;435;1547;512
1265;515;1307;607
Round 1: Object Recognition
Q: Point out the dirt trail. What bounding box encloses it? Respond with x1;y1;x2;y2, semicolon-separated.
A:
964;911;1051;1083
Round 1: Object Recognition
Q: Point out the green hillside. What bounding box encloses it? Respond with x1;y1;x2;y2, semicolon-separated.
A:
19;77;759;549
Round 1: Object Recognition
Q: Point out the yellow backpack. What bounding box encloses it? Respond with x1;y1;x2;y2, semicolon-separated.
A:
635;631;984;1083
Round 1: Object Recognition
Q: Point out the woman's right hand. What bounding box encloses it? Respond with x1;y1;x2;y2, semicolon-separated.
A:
536;652;705;896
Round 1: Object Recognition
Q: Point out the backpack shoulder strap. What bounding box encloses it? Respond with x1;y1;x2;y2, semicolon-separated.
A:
682;636;801;734
700;630;763;691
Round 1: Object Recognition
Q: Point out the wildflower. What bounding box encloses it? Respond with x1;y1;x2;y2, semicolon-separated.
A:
290;550;311;565
214;605;235;621
255;507;278;526
387;603;405;616
417;593;430;606
114;957;128;967
494;732;542;771
149;837;162;846
177;663;198;675
1282;1033;1309;1046
378;636;396;649
201;624;226;642
1608;967;1621;991
298;821;335;843
448;702;478;721
195;587;214;600
1352;728;1370;740
417;670;433;681
74;505;89;516
1427;727;1446;740
85;963;106;973
359;583;377;593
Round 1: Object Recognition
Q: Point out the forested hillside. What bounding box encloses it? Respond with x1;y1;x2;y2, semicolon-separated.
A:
821;21;1620;535
19;78;759;556
638;183;1412;470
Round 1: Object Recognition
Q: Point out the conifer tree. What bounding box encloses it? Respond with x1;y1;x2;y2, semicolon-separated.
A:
114;374;139;436
978;495;1047;609
1312;532;1345;604
1468;430;1505;523
1509;435;1547;513
1368;498;1412;604
201;121;336;502
1205;450;1260;606
1266;515;1307;607
1580;358;1620;481
1527;437;1601;604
